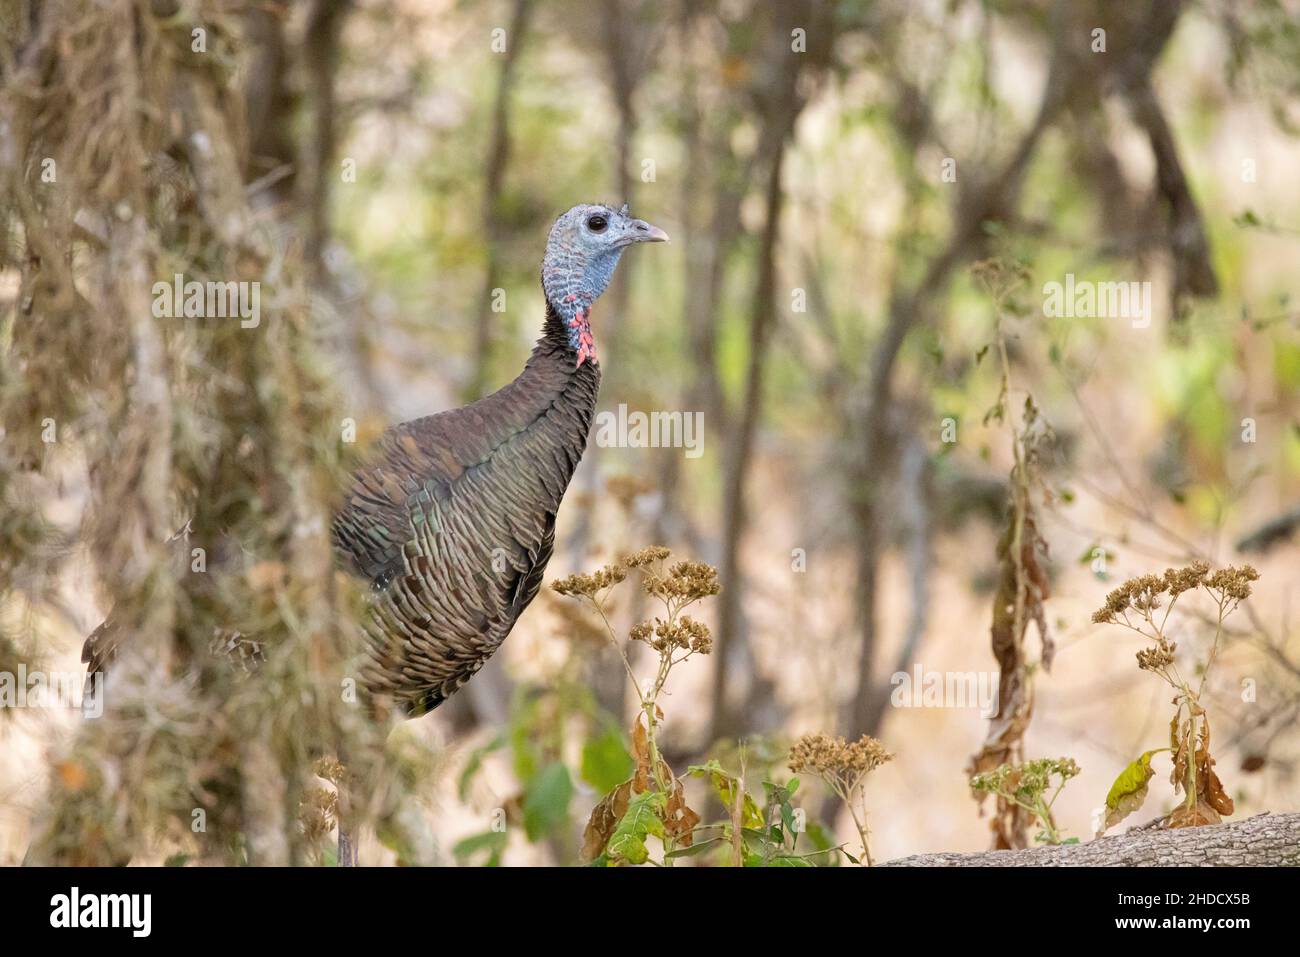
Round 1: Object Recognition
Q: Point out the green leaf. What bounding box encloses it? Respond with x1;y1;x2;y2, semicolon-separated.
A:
687;760;763;828
522;762;573;842
664;837;728;859
580;727;635;795
767;855;814;867
804;822;837;854
452;829;507;867
762;779;800;845
1101;750;1161;834
780;801;798;841
743;819;784;848
606;790;667;866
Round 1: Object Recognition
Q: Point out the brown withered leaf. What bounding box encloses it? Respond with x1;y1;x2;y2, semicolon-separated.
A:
1021;512;1054;672
631;712;652;791
1170;716;1190;793
1162;714;1233;827
662;774;700;847
591;710;699;860
581;779;632;863
630;708;668;790
1203;767;1234;816
1165;800;1221;829
968;498;1052;850
1195;716;1233;816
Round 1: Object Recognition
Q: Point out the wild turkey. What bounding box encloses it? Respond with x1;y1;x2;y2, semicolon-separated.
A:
83;203;668;718
335;202;667;715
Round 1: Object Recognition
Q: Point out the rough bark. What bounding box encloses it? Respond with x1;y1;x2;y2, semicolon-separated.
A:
882;813;1300;867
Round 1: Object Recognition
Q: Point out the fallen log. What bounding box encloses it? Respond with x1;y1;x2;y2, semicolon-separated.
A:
882;813;1300;866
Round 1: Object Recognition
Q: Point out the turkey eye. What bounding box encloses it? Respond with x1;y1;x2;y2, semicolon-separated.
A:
587;215;608;232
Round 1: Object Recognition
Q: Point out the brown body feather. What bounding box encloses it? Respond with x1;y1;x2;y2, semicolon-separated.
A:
336;304;600;714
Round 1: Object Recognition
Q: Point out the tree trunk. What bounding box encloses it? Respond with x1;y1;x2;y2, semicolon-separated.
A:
710;135;788;742
708;0;834;744
468;0;534;402
301;0;352;276
881;814;1300;867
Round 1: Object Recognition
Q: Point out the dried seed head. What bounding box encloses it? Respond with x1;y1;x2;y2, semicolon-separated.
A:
1163;560;1209;598
643;559;721;602
1136;640;1177;672
788;732;893;778
1206;564;1259;602
624;545;672;568
551;562;628;599
680;615;713;654
1091;562;1259;624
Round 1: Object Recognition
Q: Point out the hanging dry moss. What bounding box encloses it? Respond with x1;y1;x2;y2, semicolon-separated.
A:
0;0;418;864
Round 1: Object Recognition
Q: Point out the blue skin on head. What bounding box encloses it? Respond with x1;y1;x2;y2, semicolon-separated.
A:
541;204;668;364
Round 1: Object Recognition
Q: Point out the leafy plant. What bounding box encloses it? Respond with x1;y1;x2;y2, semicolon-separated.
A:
553;547;718;866
675;760;840;867
1092;562;1258;832
788;732;893;865
969;757;1080;845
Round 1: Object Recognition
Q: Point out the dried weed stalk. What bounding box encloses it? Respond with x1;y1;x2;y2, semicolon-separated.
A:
1094;562;1257;832
552;546;719;866
788;732;892;865
967;259;1055;850
970;757;1080;845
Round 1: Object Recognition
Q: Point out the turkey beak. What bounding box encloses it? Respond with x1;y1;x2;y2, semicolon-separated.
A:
627;219;669;244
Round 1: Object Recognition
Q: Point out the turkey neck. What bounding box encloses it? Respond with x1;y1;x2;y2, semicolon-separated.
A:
465;296;602;505
521;296;602;415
